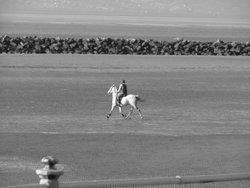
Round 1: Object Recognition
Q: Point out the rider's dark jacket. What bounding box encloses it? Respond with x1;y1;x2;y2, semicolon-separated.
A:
120;83;127;96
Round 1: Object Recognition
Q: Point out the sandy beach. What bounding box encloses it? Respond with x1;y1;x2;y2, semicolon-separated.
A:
0;54;250;187
0;3;250;186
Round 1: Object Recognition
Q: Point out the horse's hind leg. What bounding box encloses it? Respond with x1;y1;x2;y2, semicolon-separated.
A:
125;107;134;119
126;107;143;119
132;102;144;119
132;103;144;119
137;107;144;119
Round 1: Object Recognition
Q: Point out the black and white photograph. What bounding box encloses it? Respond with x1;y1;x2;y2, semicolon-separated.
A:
0;0;250;187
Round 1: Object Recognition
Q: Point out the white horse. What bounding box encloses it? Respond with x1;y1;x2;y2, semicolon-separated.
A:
107;84;144;119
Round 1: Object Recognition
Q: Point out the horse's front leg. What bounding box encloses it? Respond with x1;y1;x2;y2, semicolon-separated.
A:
118;106;126;118
107;104;116;119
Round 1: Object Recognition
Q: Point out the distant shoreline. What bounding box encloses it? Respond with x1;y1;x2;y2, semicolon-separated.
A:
1;21;249;42
1;13;250;28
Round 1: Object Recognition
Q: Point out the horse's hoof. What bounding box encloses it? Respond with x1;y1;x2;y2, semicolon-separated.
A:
124;115;131;120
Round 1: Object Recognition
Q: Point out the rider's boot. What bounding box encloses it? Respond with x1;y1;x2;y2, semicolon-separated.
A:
117;97;121;106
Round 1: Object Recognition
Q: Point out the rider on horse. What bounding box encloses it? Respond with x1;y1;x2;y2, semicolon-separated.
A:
117;80;127;106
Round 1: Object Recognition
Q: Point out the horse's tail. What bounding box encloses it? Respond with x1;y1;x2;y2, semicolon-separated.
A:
135;95;145;102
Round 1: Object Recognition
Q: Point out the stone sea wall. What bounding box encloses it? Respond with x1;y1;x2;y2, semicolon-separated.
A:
1;35;249;55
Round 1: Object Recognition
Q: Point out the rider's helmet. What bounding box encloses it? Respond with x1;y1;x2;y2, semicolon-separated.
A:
122;80;126;83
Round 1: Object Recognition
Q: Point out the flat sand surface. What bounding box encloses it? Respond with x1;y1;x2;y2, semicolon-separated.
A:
1;55;250;187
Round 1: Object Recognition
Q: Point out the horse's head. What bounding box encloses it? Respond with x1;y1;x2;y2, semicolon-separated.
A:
107;84;117;95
